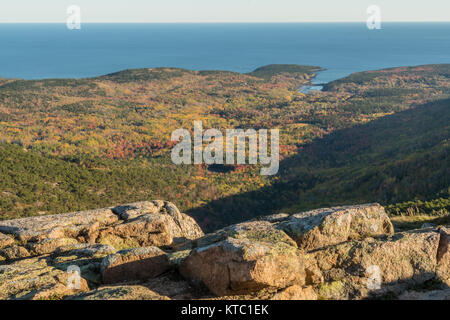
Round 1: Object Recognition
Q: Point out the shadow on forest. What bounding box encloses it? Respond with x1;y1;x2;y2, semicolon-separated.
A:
187;98;450;232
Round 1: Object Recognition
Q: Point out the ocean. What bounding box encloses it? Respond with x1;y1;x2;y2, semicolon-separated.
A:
0;23;449;83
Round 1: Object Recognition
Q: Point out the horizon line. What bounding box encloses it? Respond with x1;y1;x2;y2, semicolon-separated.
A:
1;21;450;24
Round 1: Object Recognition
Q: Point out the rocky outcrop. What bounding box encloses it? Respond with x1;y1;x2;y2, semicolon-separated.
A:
0;200;203;299
179;221;309;296
97;201;204;250
0;200;204;261
101;247;171;284
0;201;448;300
276;204;394;250
0;249;102;300
311;229;440;299
0;208;118;243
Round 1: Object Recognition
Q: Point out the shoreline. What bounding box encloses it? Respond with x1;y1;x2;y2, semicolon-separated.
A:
0;64;325;82
299;68;327;93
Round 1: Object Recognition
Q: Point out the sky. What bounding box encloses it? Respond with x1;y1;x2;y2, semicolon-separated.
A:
0;0;449;23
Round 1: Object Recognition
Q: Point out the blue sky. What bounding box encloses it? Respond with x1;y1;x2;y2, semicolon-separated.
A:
1;0;449;23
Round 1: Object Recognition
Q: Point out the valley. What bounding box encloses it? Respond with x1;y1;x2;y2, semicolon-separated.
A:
0;64;448;231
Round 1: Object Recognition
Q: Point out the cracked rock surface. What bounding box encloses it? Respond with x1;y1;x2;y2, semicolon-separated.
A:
0;202;448;300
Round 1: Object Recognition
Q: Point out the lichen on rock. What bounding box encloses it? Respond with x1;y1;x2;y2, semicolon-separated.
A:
0;201;447;301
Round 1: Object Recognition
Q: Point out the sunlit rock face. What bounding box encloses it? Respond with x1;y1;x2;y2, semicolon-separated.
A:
0;202;448;301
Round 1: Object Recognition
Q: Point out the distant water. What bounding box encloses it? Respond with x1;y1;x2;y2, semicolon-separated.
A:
299;85;324;94
0;23;449;83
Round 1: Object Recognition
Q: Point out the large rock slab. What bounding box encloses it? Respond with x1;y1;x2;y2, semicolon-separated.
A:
98;214;173;249
0;208;118;243
0;255;89;300
437;227;450;286
180;221;309;296
277;203;394;251
98;201;204;250
101;246;171;284
311;229;440;299
113;201;203;240
162;201;205;241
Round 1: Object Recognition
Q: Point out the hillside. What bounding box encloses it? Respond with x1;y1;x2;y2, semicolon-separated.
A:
0;64;448;231
188;97;449;230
